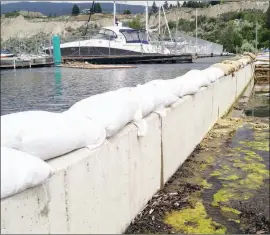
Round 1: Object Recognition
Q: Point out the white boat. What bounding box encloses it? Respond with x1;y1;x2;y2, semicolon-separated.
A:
44;1;170;57
1;49;15;58
44;24;170;57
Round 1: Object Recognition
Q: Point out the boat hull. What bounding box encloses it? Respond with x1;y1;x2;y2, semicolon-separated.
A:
44;46;162;57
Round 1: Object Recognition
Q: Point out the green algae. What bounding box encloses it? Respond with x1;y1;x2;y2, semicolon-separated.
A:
201;180;212;189
233;162;269;175
228;219;240;224
239;173;266;189
220;206;241;215
210;170;222;177
232;159;242;163
222;165;230;171
200;156;215;171
164;201;227;234
218;175;240;181
212;189;234;207
244;155;263;162
239;140;269;152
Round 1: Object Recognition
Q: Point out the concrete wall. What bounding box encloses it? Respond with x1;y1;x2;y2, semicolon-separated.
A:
1;64;254;234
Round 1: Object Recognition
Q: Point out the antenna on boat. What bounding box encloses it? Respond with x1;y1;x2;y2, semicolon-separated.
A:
195;8;197;53
158;4;161;36
83;1;95;36
113;1;116;26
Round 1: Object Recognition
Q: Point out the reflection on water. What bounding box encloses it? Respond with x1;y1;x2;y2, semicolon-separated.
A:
0;57;230;115
245;91;270;117
54;67;62;96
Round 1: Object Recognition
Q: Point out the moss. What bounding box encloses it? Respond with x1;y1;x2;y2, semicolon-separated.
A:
164;201;227;234
218;175;240;181
228;219;240;224
212;188;234;207
232;159;242;163
239;140;269;152
233;162;269;175
210;170;222;177
201;179;212;189
244;154;264;162
239;173;265;189
220;206;241;215
222;165;230;171
200;156;215;171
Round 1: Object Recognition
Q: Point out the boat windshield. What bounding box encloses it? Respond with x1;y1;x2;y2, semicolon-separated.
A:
92;28;117;40
119;29;149;44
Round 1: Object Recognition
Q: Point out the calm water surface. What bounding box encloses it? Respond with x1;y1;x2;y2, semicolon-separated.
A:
1;57;229;115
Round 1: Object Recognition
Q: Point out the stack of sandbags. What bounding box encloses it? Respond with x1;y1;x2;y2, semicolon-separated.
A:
66;88;145;138
1;147;54;199
1;111;106;160
243;52;256;60
201;67;225;82
222;60;243;71
211;63;235;75
137;80;179;118
167;69;211;98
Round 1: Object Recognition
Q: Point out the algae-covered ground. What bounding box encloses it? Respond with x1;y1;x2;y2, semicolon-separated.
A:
125;91;269;234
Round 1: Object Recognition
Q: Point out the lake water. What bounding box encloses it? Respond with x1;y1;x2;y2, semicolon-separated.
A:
1;57;229;115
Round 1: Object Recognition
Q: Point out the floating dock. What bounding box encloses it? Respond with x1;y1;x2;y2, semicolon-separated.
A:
62;53;193;64
0;57;54;69
61;62;137;69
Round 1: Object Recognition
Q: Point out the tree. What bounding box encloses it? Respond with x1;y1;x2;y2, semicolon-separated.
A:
151;1;158;13
169;4;173;9
90;3;102;13
163;1;169;10
266;6;270;29
183;1;187;7
241;40;255;52
177;1;180;8
210;1;220;5
71;4;80;15
95;3;102;13
128;16;142;29
123;9;131;14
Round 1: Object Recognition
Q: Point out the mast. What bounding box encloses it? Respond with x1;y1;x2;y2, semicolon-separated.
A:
158;5;161;35
145;1;149;41
176;1;179;39
255;17;258;52
161;5;172;42
195;8;197;53
113;1;116;26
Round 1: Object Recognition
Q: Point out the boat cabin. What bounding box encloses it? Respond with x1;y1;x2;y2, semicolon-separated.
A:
93;26;149;44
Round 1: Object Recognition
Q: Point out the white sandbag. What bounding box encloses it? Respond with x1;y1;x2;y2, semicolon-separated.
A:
184;70;211;87
139;80;179;117
1;147;54;199
201;67;225;83
167;70;211;97
238;58;249;66
1;111;106;160
67;87;144;138
136;84;157;117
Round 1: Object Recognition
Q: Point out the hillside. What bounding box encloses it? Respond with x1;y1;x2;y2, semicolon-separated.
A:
0;1;145;16
1;1;269;53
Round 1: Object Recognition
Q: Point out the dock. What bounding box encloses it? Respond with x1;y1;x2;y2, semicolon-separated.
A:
0;57;54;69
61;62;137;69
62;53;193;64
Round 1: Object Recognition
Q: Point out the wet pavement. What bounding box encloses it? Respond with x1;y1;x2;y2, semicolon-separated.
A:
126;87;269;234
